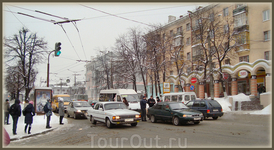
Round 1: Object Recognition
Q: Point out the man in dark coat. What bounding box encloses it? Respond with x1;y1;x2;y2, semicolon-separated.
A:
147;95;156;107
23;101;35;134
9;99;21;135
140;95;147;121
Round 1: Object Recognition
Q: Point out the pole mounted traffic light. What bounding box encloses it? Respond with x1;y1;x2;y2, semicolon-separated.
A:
54;42;61;56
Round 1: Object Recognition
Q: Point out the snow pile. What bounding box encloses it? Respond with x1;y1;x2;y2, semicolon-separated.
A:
250;104;271;115
229;93;251;102
214;97;232;112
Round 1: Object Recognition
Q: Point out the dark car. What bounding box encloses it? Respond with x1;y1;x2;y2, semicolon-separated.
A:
186;99;224;120
147;102;204;126
88;100;98;108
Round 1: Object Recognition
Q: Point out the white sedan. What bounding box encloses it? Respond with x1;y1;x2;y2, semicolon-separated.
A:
88;102;141;128
66;101;93;119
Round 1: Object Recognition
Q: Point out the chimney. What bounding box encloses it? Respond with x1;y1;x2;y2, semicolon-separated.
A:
168;15;176;23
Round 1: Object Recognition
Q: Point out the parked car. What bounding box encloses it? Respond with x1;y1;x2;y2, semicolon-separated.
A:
88;100;98;108
66;101;93;119
88;102;141;128
147;102;203;126
185;99;223;120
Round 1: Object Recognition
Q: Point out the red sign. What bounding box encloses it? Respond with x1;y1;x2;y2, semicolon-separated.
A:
191;77;197;83
223;72;229;80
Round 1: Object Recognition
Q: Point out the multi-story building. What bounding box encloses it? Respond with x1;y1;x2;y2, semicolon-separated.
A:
146;3;271;102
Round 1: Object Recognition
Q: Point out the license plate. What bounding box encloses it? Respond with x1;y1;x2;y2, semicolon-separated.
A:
194;118;200;120
213;109;219;112
125;118;134;122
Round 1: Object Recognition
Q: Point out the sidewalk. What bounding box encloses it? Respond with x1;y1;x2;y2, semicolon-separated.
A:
3;111;68;141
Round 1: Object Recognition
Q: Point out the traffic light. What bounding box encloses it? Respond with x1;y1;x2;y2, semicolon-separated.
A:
54;42;61;56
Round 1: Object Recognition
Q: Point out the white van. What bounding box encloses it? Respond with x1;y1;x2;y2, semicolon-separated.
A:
99;89;142;112
162;92;198;104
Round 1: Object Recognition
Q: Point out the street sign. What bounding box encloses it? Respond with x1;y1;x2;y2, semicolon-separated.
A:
190;85;195;91
223;72;229;80
191;77;197;83
163;82;170;93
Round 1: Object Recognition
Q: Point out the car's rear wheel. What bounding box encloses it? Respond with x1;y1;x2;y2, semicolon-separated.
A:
106;118;113;128
151;115;157;123
131;123;137;126
172;116;180;126
91;116;97;124
213;117;218;120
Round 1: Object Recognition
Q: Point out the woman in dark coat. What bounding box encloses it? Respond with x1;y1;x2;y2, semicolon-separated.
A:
23;101;35;134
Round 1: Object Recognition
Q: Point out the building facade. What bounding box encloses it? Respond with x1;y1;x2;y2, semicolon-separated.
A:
146;3;271;100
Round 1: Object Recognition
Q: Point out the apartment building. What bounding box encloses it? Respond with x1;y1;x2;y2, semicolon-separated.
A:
146;3;271;100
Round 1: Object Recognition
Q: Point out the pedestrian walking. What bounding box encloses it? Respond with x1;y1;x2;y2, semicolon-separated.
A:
147;95;156;107
122;97;129;108
44;99;53;129
4;99;10;125
9;99;21;135
23;101;35;134
58;97;65;125
140;95;147;121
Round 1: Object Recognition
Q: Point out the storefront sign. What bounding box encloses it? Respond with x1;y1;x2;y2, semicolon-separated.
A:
238;70;248;78
191;77;197;83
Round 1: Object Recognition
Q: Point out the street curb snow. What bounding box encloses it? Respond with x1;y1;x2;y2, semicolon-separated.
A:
10;127;58;141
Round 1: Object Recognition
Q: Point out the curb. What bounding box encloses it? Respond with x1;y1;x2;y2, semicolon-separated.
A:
10;127;58;141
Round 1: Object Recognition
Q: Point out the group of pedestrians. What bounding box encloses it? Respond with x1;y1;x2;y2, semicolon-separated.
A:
4;97;65;135
140;94;161;121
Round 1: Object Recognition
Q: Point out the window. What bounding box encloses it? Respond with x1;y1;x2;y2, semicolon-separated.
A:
263;10;270;21
225;59;231;65
200;101;206;107
185;95;190;101
186;23;190;31
187;52;191;60
234;13;248;28
154;104;162;109
193;102;200;107
209;13;214;22
237;34;246;45
264;51;270;60
170;71;173;75
223;7;229;16
170;30;173;37
236;4;244;8
224;24;229;33
239;55;249;62
186;37;190;45
163;33;166;40
264;31;270;41
186;101;193;107
177;26;182;34
171;95;177;102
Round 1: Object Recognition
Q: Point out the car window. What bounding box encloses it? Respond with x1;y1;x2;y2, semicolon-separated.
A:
171;96;177;102
170;103;188;110
191;95;196;100
104;103;127;110
186;101;193;107
117;95;122;102
164;96;170;101
74;102;91;107
208;101;221;107
99;104;104;110
94;104;100;110
193;102;200;107
178;95;182;101
200;101;206;107
185;95;190;101
153;104;162;109
162;104;169;110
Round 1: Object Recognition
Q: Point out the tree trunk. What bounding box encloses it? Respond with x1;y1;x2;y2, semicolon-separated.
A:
154;72;158;96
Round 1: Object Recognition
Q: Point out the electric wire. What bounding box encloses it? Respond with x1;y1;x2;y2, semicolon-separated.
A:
80;4;154;27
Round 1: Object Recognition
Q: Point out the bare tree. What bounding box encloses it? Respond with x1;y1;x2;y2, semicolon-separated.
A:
5;66;24;100
189;5;238;95
4;27;47;101
114;28;147;93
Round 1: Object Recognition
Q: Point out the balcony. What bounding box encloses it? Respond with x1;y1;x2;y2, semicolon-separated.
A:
233;5;247;15
234;25;249;33
236;43;250;52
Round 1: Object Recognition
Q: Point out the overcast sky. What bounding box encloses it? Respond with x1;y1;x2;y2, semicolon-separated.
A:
3;2;209;87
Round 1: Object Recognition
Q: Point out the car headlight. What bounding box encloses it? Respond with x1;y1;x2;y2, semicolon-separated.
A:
183;115;192;117
112;116;120;120
77;110;81;112
135;114;141;118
